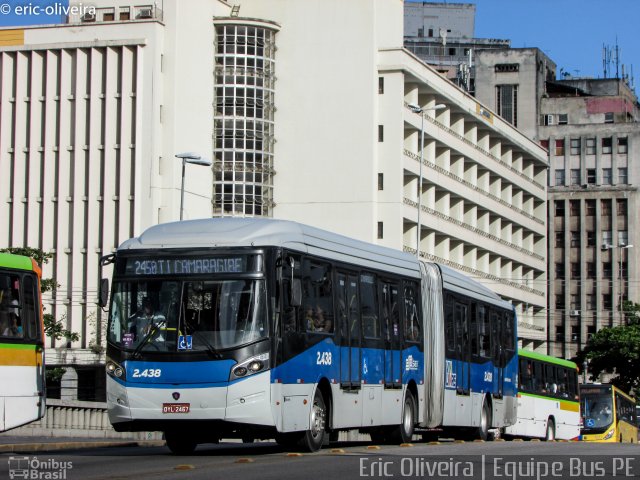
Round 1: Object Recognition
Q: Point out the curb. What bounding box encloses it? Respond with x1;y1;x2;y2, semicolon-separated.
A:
0;440;166;453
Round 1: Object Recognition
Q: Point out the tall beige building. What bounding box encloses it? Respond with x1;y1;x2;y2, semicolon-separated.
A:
476;48;640;360
0;0;548;397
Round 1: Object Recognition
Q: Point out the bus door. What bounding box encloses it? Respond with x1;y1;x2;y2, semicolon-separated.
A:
337;272;361;389
491;311;504;398
381;282;401;388
454;301;470;395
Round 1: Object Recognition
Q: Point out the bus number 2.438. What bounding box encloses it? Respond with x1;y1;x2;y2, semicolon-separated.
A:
132;368;162;378
316;352;332;366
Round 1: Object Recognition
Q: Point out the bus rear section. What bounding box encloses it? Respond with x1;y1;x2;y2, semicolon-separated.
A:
0;253;46;432
505;350;580;441
580;384;638;443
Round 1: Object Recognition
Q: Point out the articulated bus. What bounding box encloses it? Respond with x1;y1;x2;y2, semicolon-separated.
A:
101;218;517;453
0;253;46;432
580;384;637;443
504;350;580;440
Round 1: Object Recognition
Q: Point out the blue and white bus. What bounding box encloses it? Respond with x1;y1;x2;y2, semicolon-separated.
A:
101;218;517;453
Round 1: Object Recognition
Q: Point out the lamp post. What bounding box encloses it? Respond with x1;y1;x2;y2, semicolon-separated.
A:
602;243;633;323
175;152;212;221
408;103;446;258
582;359;588;384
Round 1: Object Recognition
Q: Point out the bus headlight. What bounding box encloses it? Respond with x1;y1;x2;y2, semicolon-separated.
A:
230;353;269;380
106;360;125;380
603;429;615;440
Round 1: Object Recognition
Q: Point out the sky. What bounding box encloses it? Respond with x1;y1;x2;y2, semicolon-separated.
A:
469;0;640;84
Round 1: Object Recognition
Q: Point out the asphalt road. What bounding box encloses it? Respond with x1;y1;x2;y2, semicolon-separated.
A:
0;439;638;480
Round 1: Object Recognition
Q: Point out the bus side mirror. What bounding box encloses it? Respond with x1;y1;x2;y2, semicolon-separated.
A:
98;278;109;308
291;278;302;307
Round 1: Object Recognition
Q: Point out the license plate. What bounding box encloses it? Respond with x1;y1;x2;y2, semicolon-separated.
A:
162;403;190;414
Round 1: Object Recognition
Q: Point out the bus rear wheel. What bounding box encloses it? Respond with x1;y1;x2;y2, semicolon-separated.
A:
165;431;197;455
298;390;327;452
476;400;491;441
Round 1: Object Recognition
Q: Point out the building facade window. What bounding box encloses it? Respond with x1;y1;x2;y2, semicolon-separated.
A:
555;139;565;156
617;199;627;216
604;112;614;123
570;169;580;185
602;137;612;154
586;138;596;155
601;200;612;217
555;201;565;216
496;84;518;126
617;137;628;153
213;23;277;216
602;231;612;246
378;76;384;94
569;200;580;216
558;113;568;125
602;168;612;185
378;173;384;191
570;231;580;247
554;169;565;185
586;200;596;216
570;138;580;155
618;167;628;184
377;221;384;239
586;231;596;246
586;169;596;184
555;231;564;248
378;125;384;142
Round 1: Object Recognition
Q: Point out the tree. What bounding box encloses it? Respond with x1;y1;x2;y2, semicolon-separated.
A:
577;302;640;396
0;247;79;342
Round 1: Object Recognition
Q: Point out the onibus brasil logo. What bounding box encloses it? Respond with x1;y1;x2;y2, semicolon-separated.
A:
8;456;73;479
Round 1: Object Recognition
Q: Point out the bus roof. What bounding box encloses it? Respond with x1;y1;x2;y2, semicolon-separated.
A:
119;218;510;308
518;349;578;370
0;252;36;272
119;218;421;278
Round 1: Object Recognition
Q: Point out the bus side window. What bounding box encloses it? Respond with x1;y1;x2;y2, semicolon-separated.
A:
470;303;478;357
445;297;455;354
545;364;557;394
478;305;490;358
22;275;39;340
519;358;532;391
533;361;544;393
403;283;420;342
361;273;379;339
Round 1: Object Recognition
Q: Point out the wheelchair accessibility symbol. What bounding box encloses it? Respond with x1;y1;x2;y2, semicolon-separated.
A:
178;335;193;350
586;418;595;428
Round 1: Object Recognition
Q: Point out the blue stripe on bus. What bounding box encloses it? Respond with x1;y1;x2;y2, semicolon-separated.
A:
122;359;236;385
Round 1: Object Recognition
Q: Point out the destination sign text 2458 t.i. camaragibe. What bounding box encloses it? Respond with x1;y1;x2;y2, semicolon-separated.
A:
124;256;248;276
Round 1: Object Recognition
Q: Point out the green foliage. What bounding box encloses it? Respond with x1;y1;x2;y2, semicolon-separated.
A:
44;313;80;342
578;302;640;396
45;367;66;383
0;247;78;343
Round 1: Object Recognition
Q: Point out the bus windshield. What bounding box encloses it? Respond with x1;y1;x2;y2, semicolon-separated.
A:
107;278;267;353
581;391;614;432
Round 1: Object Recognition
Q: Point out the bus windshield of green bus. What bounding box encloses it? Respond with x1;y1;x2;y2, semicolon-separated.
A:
107;279;267;353
581;391;614;432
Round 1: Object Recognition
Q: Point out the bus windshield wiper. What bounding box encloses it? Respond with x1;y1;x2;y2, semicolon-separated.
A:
131;321;164;359
182;319;219;358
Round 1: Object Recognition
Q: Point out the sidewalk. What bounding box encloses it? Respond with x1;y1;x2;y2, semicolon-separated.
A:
0;436;165;453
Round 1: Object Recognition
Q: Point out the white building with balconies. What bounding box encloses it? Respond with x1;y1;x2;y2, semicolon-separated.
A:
0;0;548;397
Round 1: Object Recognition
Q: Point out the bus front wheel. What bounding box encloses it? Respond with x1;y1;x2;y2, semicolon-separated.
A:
165;431;197;455
298;390;327;452
390;392;416;444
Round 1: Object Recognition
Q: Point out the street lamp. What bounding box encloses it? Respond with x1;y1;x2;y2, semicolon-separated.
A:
175;152;212;221
602;243;634;323
408;103;446;258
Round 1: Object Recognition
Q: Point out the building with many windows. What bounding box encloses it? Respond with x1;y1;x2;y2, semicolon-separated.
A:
0;0;548;397
475;49;640;360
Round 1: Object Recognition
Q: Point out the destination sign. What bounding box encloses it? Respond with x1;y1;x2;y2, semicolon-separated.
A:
580;385;611;395
124;256;247;276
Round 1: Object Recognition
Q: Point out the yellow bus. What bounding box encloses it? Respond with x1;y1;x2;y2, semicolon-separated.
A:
580;384;637;443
